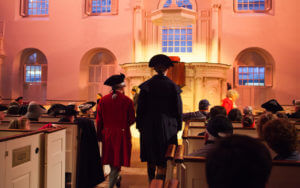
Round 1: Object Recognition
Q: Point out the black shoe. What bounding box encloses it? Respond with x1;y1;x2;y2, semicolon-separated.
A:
116;175;122;187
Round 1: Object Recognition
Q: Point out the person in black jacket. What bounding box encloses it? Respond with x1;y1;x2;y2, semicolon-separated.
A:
136;54;183;183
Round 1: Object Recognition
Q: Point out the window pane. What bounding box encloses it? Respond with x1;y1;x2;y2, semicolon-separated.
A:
161;25;193;53
236;0;266;11
28;0;49;16
238;66;265;86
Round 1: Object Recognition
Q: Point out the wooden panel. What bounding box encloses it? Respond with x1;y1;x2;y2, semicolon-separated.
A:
44;129;66;188
0;142;5;188
5;133;41;188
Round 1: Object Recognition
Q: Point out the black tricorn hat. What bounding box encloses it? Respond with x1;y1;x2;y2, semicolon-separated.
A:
0;104;8;111
79;101;96;113
47;104;66;116
261;99;283;113
15;97;23;102
149;54;173;68
104;73;125;86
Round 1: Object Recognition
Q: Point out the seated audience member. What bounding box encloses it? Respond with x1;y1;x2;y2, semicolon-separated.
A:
242;115;255;128
256;112;277;139
9;117;30;130
261;99;283;114
190;115;233;156
58;105;78;123
79;101;96;117
183;99;210;121
263;119;300;161
227;108;242;122
287;100;300;118
242;106;255;128
25;101;47;121
7;97;23;115
221;89;239;114
209;106;227;120
206;135;272;188
131;86;139;111
0;104;8;121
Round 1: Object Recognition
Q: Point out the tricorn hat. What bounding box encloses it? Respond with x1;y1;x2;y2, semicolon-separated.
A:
79;101;96;113
15;97;23;102
47;104;66;116
149;54;173;68
104;73;125;87
261;99;283;113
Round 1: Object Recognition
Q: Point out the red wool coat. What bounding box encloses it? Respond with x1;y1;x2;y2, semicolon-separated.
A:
96;91;135;167
221;97;233;114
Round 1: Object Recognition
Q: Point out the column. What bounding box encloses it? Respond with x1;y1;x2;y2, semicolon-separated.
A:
133;0;144;62
210;4;221;63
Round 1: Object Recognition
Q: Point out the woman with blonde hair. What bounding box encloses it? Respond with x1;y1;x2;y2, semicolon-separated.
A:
9;117;30;130
221;89;239;114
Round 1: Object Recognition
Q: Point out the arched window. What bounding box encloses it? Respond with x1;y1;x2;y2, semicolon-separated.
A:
234;48;274;87
161;0;194;53
85;0;118;15
20;0;49;16
22;49;47;102
234;0;272;12
88;52;115;100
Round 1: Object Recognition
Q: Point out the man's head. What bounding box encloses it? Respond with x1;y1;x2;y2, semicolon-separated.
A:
209;106;227;119
206;115;233;139
0;104;8;120
263;119;298;158
149;54;173;74
198;99;210;111
25;101;47;120
206;135;272;188
228;108;242;122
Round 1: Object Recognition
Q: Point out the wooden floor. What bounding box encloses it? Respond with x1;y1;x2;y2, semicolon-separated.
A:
96;138;149;188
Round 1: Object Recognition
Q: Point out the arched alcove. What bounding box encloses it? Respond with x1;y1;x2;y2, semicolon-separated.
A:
12;48;48;103
79;48;117;101
234;47;275;108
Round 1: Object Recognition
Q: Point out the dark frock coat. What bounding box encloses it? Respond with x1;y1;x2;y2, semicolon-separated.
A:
136;74;183;165
96;91;135;167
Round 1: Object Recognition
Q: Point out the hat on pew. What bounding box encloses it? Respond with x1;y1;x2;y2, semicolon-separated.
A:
294;100;300;107
47;104;67;116
0;104;8;111
79;101;96;113
63;105;78;116
261;99;283;114
104;73;126;87
15;96;23;102
207;115;233;138
149;54;173;68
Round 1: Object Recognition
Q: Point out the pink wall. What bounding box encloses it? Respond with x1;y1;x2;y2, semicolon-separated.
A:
220;0;300;105
0;0;134;101
0;0;299;107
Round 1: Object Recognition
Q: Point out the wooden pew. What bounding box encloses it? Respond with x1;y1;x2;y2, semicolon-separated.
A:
175;145;300;188
0;121;78;188
0;128;66;188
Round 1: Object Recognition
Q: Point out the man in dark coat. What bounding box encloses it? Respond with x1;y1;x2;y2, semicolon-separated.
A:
136;54;183;182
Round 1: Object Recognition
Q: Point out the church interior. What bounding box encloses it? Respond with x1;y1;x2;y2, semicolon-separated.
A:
0;0;300;187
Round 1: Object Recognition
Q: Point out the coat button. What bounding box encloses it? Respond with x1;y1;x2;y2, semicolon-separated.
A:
122;129;125;131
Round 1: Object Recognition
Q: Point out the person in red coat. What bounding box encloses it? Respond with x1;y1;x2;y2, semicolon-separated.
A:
221;89;239;114
96;73;135;188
